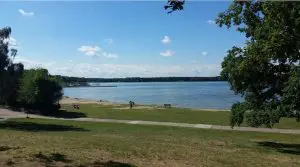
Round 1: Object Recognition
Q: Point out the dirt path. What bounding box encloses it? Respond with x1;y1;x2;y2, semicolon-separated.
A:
0;108;26;117
0;108;26;121
1;108;300;134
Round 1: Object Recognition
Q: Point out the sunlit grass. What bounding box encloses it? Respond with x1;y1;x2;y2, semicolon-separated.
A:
61;104;300;129
0;118;300;167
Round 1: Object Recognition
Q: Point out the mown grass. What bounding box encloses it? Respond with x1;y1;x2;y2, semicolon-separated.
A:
61;104;300;129
62;104;233;124
0;118;300;167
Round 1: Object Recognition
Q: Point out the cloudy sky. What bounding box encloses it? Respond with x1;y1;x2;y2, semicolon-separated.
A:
0;1;245;78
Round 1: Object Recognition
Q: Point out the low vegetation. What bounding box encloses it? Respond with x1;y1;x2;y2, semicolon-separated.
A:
0;118;299;167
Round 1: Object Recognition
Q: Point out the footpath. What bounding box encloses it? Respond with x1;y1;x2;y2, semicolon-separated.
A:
1;108;300;134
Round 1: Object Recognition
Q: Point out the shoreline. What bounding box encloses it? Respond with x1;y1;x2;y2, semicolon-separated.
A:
64;85;117;88
60;96;121;106
60;96;231;111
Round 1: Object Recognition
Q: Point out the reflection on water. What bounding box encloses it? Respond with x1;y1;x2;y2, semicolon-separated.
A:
64;81;242;109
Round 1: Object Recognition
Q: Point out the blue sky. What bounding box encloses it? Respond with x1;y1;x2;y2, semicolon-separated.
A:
0;1;246;77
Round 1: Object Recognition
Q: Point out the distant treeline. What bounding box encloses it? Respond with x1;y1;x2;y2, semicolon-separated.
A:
53;76;226;86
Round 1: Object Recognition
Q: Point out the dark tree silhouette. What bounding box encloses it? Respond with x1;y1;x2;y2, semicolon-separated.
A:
0;27;24;105
164;0;185;14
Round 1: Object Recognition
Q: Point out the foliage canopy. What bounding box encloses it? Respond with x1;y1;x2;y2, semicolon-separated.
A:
18;69;63;114
0;27;24;105
0;27;62;114
166;1;300;127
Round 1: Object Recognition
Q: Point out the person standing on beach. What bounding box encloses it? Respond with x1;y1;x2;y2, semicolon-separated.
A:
129;101;134;109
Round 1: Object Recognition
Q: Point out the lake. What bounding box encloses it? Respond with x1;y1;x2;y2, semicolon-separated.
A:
64;81;242;109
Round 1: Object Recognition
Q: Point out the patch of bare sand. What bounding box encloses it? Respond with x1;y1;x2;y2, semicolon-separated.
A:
59;96;120;106
113;106;165;110
191;108;230;112
61;97;165;110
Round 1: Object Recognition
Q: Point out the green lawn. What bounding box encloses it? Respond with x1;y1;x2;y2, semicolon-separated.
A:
62;104;233;124
61;103;300;129
0;118;300;167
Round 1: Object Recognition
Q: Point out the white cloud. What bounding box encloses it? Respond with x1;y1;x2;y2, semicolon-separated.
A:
101;52;118;59
13;57;221;78
18;9;34;16
14;57;55;69
3;37;17;46
105;39;114;44
192;64;221;76
161;36;171;44
78;46;101;56
160;50;174;57
77;45;118;59
207;20;215;24
202;51;208;56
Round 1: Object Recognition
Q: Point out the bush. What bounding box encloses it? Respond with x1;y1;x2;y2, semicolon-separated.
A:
17;68;63;114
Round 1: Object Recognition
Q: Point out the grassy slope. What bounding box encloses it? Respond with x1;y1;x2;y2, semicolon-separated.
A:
0;118;300;167
62;104;300;129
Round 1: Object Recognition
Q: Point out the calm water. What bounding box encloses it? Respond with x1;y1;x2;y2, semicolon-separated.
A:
64;82;242;109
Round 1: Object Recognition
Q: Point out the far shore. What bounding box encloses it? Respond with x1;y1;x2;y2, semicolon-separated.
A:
60;96;231;111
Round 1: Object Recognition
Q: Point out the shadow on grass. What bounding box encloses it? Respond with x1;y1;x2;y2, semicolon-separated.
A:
6;159;15;166
5;105;87;119
80;160;136;167
256;141;300;155
35;152;72;164
0;121;88;132
0;145;21;152
45;109;87;119
34;152;135;167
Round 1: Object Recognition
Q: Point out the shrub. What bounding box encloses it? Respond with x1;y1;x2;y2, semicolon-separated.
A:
17;68;63;114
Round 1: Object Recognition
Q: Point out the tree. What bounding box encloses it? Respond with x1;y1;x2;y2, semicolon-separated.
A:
0;27;24;105
0;27;11;73
217;1;300;127
164;0;185;14
18;69;63;114
165;1;300;127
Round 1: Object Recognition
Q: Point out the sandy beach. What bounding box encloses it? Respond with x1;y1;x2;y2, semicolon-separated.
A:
60;96;230;111
60;96;120;105
60;96;169;110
